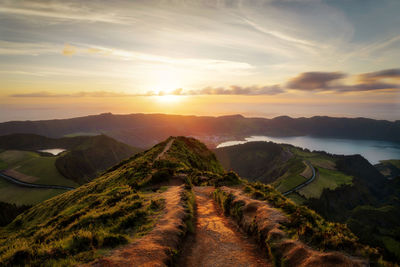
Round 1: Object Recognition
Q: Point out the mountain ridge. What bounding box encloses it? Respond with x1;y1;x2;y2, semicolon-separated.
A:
0;136;388;266
0;113;399;148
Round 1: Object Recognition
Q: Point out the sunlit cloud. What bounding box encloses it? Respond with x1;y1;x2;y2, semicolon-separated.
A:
287;69;400;92
287;72;347;91
62;44;76;56
9;68;400;98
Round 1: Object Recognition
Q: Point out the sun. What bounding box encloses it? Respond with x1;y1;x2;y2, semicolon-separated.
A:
155;94;182;103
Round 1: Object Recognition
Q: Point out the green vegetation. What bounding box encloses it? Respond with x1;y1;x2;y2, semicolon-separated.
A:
297;167;353;199
0;138;170;265
0;133;142;185
0;150;78;187
0;179;67;205
272;158;307;192
381;160;400;169
375;159;400;179
63;132;100;137
227;182;383;264
346;204;400;262
0;202;31;226
0;136;219;265
290;147;336;170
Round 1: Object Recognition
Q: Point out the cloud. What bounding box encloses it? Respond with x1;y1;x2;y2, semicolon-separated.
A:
0;41;59;56
287;69;400;92
187;85;284;95
10;91;137;98
358;68;400;81
9;68;400;98
10;85;285;98
62;44;76;56
287;72;346;90
0;1;129;24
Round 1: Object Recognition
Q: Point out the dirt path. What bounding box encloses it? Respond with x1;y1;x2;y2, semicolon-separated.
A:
89;185;187;266
177;187;271;267
154;138;174;161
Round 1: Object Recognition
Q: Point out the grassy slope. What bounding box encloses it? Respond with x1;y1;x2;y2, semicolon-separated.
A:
0;136;222;266
215;142;353;198
0;134;142;205
297;167;353;199
0;150;78;187
0;139;168;266
0;179;67;205
381;160;400;169
225;183;384;265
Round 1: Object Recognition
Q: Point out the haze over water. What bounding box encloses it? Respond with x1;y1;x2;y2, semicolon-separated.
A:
217;136;400;164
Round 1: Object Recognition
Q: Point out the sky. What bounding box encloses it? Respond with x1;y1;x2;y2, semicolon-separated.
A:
0;0;399;122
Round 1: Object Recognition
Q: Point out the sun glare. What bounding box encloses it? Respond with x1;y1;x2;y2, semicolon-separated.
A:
155;94;182;103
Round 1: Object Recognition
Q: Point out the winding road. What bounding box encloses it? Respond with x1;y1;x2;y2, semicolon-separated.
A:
0;138;177;192
0;171;75;191
282;161;316;196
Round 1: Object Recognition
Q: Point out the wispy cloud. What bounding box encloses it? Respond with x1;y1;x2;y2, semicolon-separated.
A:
0;1;129;24
10;91;137;98
0;41;59;56
186;85;284;95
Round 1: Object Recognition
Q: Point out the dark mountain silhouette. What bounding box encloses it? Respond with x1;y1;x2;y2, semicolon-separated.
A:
0;113;399;148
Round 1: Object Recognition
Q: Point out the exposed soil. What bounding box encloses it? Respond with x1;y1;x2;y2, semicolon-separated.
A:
177;186;271;267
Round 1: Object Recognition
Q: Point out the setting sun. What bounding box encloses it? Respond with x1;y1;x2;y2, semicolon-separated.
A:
155;94;183;104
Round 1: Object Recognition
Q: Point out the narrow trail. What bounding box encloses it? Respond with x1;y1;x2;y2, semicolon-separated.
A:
177;187;271;267
154;138;174;161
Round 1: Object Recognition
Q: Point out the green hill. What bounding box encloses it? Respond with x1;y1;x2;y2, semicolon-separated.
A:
0;134;142;186
0;137;220;265
0;137;389;266
375;159;400;179
215;141;400;262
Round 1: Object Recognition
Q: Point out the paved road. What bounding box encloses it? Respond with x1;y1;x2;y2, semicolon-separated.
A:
282;161;316;196
0;171;75;190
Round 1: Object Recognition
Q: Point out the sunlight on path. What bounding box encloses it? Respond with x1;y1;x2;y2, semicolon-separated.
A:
178;187;271;267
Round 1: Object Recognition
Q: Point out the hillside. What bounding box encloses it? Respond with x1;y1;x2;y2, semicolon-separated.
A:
375;159;400;179
0;137;388;266
215;141;400;262
0;134;141;185
0;113;399;148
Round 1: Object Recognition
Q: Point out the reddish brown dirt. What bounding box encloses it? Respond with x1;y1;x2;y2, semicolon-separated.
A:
177;187;271;267
88;185;187;267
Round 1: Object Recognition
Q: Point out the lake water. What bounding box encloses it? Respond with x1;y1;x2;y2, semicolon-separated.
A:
38;149;66;155
217;136;400;164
